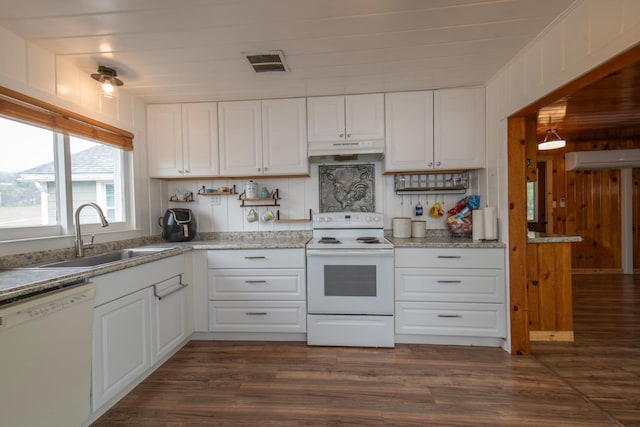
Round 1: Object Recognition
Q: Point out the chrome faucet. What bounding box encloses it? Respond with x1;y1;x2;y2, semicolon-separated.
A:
74;202;109;257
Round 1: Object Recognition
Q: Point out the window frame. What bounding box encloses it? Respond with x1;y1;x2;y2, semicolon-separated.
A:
0;119;134;242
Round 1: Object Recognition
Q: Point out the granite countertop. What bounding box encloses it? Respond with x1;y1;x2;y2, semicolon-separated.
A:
527;231;583;243
389;236;505;248
0;232;311;304
2;230;508;304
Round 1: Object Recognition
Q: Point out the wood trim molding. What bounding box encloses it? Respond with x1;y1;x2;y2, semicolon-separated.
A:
0;86;134;150
507;116;531;355
529;330;574;342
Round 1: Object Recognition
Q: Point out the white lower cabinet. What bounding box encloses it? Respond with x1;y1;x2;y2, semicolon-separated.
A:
394;248;506;346
92;287;152;410
90;255;193;417
207;249;306;338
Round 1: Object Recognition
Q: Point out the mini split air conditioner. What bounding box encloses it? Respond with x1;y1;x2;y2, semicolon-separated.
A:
565;149;640;171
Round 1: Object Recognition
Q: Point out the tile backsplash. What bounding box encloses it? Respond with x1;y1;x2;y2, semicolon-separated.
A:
161;162;480;233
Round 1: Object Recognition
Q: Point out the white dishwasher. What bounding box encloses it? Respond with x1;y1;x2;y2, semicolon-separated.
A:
0;282;95;427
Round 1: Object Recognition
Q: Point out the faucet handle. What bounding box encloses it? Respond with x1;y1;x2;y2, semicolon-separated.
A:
89;234;96;245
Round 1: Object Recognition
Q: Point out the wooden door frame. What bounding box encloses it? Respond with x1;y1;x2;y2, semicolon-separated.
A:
506;44;640;355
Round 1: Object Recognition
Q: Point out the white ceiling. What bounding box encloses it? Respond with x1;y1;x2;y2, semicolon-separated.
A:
0;0;574;104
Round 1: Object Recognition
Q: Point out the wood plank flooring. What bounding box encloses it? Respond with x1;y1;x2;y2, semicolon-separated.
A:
93;274;639;426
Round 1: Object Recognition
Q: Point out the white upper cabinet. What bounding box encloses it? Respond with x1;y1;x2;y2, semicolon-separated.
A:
434;87;485;170
261;98;308;175
307;94;384;142
218;100;263;176
147;103;219;178
384;91;434;171
219;98;308;177
385;87;485;172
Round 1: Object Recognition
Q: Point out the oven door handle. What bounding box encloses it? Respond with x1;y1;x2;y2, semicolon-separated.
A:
306;249;394;257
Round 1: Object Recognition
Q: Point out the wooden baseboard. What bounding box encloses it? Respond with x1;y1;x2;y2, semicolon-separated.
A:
572;268;623;275
530;330;574;342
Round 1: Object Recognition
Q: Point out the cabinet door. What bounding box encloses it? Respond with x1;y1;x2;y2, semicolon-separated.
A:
92;287;152;410
152;276;190;362
182;102;219;177
147;104;183;177
345;93;384;140
384;91;434;172
261;98;308;175
434;87;485;169
218;100;263;176
307;96;345;142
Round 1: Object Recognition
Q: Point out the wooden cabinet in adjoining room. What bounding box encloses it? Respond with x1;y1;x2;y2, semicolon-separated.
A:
147;102;219;178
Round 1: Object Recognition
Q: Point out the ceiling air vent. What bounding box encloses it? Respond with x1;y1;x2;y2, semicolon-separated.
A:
244;50;288;73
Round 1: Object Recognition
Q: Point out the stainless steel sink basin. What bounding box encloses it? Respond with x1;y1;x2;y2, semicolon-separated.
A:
39;248;169;268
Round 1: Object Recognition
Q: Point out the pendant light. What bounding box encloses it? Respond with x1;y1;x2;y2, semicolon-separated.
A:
538;128;566;150
91;66;124;96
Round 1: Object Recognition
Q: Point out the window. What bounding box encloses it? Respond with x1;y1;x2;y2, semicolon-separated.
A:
0;118;58;229
0;117;131;240
527;181;538;222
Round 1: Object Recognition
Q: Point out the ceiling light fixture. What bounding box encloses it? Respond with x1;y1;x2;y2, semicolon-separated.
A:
538;128;566;150
91;65;124;96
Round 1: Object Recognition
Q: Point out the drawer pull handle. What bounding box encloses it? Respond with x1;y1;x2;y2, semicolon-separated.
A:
245;312;267;316
245;280;267;284
437;255;461;259
244;256;266;259
438;314;462;318
437;280;462;284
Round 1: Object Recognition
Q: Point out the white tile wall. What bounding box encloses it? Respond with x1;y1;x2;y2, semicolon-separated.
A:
163;163;481;233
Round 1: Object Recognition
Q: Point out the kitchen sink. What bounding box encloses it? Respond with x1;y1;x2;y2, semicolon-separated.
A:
38;248;170;268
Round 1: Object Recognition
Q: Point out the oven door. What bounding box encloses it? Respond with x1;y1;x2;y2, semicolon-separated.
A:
306;248;394;315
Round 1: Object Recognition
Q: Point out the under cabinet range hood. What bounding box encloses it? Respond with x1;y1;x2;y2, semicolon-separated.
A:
565;149;640;171
308;139;385;162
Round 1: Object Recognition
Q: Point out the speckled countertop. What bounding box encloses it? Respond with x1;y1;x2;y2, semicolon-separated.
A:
0;232;311;304
0;230;507;304
390;236;505;248
527;231;583;243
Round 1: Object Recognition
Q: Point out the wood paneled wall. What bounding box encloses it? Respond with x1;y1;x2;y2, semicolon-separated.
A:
538;134;640;273
634;169;640;272
527;242;573;341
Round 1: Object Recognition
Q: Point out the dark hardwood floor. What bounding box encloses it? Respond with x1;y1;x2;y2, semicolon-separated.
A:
93;274;639;426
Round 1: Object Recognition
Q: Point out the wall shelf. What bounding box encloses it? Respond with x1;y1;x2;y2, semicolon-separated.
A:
197;184;237;196
394;171;469;195
238;188;280;207
275;209;312;223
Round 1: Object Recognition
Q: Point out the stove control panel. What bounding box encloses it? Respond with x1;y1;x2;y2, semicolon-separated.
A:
313;212;384;229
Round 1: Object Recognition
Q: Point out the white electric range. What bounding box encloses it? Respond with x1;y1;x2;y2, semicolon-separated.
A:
306;212;394;348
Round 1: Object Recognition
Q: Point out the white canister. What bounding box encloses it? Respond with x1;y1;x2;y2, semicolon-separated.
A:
411;220;426;238
392;217;412;238
244;180;258;199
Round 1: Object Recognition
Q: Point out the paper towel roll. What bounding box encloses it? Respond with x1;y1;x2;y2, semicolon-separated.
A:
483;207;498;240
472;209;485;241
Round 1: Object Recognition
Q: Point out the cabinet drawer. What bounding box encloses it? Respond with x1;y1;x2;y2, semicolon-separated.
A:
395;302;506;337
207;249;304;269
395;268;504;303
208;269;305;300
395;248;504;269
208;301;306;333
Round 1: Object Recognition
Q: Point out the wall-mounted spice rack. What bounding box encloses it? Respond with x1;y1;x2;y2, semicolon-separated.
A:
394;171;469;195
